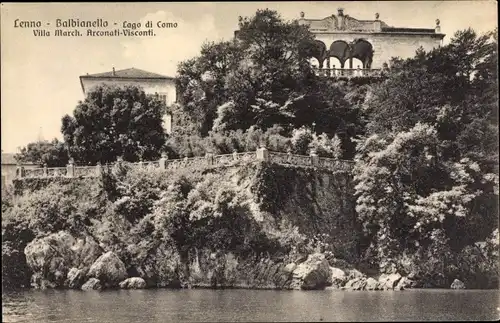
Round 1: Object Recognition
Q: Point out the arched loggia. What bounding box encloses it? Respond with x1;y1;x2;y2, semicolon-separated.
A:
328;40;350;68
302;39;328;67
350;39;374;69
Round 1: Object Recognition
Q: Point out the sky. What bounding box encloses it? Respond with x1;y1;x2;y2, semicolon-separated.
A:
1;1;497;153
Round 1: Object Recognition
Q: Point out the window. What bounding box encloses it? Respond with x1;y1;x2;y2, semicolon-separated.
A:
158;94;167;105
151;92;168;105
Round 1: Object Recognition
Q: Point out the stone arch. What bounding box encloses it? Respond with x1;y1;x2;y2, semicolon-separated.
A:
310;57;320;68
327;56;342;69
328;40;350;67
352;58;364;69
350;39;374;68
302;39;328;67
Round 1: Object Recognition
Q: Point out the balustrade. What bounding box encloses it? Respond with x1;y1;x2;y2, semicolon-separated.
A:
313;67;382;78
15;150;354;180
74;166;99;177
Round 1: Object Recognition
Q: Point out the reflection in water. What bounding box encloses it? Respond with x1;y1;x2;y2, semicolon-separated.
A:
2;288;499;322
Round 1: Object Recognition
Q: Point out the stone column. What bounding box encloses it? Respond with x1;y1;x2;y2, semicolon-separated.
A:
287;147;292;162
115;156;123;171
96;162;102;176
310;149;319;167
233;150;238;161
159;152;168;170
66;159;75;178
205;152;214;165
256;146;269;161
43;163;48;177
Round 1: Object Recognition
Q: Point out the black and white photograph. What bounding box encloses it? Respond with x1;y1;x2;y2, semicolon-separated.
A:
1;1;498;322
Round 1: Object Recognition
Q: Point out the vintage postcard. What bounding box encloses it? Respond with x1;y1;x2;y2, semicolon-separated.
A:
1;2;498;322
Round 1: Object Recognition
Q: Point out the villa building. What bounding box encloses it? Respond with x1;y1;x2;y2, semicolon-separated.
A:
237;9;445;77
79;67;177;133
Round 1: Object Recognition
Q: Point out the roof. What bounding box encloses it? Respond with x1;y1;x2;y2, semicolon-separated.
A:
382;27;437;34
80;68;175;80
1;153;34;165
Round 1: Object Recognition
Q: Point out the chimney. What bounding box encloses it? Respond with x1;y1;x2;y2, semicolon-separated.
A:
374;13;381;32
112;67;116;76
435;19;441;33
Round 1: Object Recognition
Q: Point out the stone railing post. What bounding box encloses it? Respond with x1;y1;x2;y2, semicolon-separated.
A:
16;164;25;178
66;159;75;178
43;163;48;177
310;149;319;167
114;156;123;171
205;152;214;166
96;162;102;176
256;146;269;161
159;152;168;170
287;148;292;162
233;150;238;161
138;158;143;168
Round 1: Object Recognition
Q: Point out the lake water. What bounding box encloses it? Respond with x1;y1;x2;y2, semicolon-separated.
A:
2;288;499;322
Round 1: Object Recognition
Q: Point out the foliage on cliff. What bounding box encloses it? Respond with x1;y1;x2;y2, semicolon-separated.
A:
2;162;355;290
352;28;499;288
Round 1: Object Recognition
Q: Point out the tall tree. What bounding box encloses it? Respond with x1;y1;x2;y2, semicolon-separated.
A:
61;85;167;164
15;138;68;167
176;9;320;134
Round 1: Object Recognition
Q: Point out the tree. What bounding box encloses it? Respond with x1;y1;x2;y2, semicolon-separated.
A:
353;123;498;278
15;138;68;167
176;41;243;135
354;28;499;284
61;85;167;164
366;29;498;168
176;9;319;135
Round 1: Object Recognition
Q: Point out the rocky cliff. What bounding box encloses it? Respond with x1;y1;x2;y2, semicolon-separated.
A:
3;161;367;290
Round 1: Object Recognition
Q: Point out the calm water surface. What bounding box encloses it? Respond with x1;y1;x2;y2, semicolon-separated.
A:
2;288;499;322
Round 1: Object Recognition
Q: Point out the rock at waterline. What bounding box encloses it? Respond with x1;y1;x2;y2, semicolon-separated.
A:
328;267;348;288
395;276;416;290
450;279;466;289
66;267;86;289
81;278;102;290
119;277;147;289
365;277;379;290
344;277;367;290
291;253;331;290
24;231;104;289
87;251;127;288
378;273;402;290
